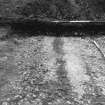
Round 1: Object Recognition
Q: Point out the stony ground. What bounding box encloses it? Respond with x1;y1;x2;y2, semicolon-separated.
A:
0;27;105;105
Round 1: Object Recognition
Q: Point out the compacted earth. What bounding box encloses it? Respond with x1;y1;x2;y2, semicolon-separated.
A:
0;27;105;105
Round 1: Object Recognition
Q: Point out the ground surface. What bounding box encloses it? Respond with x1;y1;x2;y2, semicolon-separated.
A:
0;27;105;105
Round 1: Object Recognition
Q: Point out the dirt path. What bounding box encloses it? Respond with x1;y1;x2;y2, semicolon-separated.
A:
62;38;90;99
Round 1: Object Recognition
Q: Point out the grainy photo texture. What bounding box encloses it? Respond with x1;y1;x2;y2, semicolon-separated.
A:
0;0;105;105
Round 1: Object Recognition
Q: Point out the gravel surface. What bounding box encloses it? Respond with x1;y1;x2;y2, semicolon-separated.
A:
0;27;105;105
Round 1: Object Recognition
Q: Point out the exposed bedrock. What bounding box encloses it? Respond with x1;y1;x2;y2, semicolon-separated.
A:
0;36;105;105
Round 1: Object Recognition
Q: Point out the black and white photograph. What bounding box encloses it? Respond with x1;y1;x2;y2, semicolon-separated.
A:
0;0;105;105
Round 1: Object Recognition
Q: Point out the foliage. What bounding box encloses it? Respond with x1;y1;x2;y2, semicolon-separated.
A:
0;0;105;20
